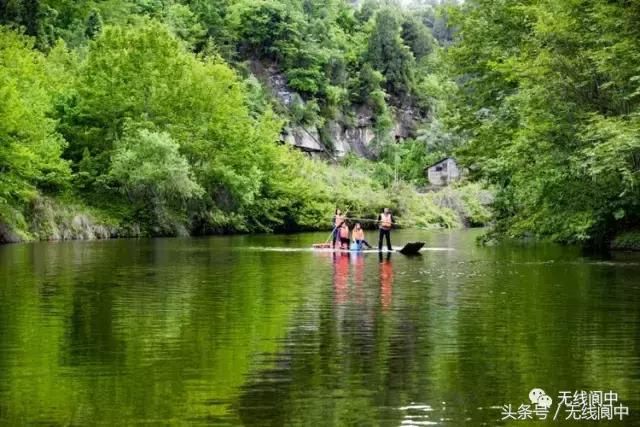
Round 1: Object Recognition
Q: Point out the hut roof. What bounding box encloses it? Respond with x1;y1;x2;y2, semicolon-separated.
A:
424;157;454;171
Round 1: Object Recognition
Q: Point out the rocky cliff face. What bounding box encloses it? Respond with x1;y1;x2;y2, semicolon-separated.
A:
331;122;376;158
249;60;419;159
0;223;20;244
282;126;325;155
394;106;419;139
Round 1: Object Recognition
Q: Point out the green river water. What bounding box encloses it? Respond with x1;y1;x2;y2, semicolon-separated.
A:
0;229;638;426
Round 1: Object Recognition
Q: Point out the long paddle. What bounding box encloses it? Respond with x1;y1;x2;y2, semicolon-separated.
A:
322;225;338;246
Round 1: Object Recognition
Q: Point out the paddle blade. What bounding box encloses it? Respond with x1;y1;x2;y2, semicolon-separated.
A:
399;242;425;255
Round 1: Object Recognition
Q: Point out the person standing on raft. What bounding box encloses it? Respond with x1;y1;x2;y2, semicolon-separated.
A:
352;223;373;249
332;209;346;248
377;208;395;251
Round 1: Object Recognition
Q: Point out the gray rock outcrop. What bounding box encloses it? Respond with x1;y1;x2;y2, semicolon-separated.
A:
250;60;420;159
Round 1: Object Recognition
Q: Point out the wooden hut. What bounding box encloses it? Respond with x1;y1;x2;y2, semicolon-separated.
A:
425;157;460;186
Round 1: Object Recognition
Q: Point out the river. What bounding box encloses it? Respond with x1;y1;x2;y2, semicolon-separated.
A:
0;229;638;425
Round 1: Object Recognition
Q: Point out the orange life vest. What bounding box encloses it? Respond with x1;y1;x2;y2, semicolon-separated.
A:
380;213;392;230
334;214;345;227
339;226;349;239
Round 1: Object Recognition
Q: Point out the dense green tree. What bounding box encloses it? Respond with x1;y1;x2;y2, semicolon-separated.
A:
0;28;70;235
0;0;22;24
109;128;203;203
356;0;380;23
109;128;203;232
162;3;205;49
366;8;415;99
57;19;282;230
448;0;640;243
228;1;301;60
84;8;102;38
401;14;433;60
20;0;39;36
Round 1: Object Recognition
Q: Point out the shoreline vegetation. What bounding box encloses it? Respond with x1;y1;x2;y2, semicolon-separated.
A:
1;0;638;250
0;180;494;244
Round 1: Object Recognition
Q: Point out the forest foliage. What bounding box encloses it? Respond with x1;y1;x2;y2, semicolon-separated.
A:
447;0;640;244
6;0;634;246
0;0;475;241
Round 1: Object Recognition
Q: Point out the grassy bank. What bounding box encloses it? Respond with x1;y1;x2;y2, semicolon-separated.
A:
0;173;492;244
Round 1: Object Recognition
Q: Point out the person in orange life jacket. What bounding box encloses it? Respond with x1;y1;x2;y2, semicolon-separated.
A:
338;222;350;249
352;223;372;249
332;209;346;248
377;208;395;251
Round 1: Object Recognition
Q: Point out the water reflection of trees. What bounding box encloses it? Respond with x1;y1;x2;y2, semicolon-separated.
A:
236;243;640;425
237;251;418;426
0;240;319;424
0;237;638;425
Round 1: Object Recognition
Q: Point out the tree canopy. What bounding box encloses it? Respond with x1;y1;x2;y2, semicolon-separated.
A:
447;0;640;244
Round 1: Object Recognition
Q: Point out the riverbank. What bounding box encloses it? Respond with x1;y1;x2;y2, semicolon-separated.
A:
611;230;640;251
0;181;492;245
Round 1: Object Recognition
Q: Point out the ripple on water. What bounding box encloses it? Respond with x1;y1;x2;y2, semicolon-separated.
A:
0;230;638;425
